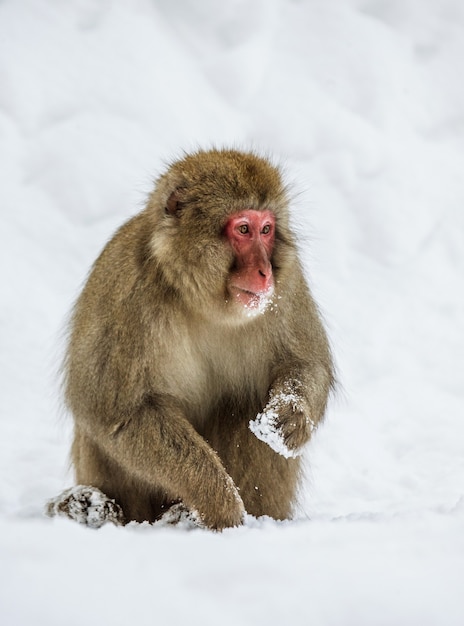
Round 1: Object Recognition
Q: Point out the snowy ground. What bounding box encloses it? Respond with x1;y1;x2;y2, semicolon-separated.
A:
1;1;464;624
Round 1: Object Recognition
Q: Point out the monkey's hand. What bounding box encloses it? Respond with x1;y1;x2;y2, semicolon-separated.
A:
192;471;245;531
249;382;317;458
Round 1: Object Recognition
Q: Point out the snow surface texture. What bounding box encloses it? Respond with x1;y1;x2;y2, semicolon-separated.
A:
1;1;464;625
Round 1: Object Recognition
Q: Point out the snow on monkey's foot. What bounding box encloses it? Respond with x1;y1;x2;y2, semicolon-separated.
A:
45;485;125;528
156;503;204;530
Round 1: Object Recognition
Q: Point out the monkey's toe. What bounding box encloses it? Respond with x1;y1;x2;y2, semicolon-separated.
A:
45;485;125;528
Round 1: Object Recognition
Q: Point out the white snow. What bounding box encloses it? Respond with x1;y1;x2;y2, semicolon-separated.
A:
243;288;275;317
1;1;464;624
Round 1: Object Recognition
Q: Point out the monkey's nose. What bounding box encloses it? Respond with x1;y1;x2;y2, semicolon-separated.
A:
257;265;273;293
258;264;272;279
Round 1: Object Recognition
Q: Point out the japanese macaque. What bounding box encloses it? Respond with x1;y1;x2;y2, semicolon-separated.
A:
46;149;334;531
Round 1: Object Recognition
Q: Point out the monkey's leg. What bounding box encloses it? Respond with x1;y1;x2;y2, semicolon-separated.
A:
80;399;245;530
71;428;176;524
208;417;301;521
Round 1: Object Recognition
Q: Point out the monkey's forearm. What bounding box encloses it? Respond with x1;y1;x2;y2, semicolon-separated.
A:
80;405;245;530
274;360;333;422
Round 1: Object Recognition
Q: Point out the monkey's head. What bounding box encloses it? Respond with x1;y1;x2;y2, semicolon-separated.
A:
148;149;296;324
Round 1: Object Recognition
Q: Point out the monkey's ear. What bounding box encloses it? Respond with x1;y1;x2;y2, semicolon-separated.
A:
165;189;184;217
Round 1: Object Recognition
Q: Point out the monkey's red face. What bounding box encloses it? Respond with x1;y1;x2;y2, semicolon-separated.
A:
224;210;275;312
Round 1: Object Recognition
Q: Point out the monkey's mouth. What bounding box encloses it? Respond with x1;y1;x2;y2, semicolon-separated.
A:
230;286;274;311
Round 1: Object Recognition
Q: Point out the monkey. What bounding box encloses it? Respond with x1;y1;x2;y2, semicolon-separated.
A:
46;148;334;531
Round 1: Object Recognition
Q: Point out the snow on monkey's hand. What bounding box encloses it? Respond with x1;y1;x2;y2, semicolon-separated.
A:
249;382;317;458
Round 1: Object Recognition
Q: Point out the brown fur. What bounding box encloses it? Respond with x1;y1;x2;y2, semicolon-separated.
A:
57;149;334;530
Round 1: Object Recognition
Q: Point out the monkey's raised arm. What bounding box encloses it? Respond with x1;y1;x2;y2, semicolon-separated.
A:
250;275;334;459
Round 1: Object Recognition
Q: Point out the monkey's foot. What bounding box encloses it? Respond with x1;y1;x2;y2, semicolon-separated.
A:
45;485;125;529
156;503;204;530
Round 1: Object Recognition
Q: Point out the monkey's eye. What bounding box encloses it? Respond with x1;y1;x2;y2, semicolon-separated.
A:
261;224;272;235
238;224;249;234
